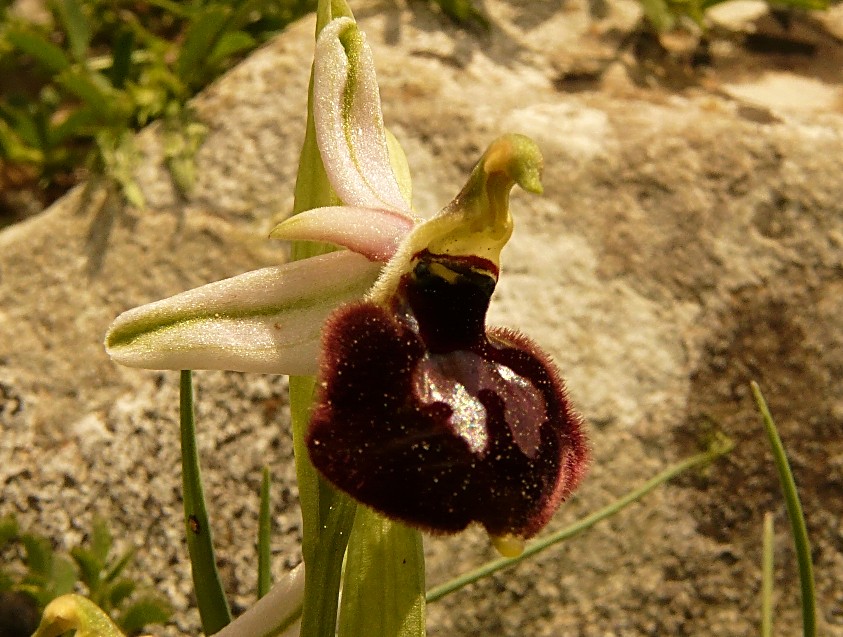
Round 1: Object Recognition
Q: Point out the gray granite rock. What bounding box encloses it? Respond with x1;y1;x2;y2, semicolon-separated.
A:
1;0;842;635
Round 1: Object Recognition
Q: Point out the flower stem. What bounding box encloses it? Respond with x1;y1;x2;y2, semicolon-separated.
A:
289;375;357;637
258;465;272;599
179;370;232;634
426;435;734;602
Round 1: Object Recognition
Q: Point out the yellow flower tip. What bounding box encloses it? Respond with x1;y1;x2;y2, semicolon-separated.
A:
34;594;125;637
268;216;299;240
490;533;525;558
482;133;544;196
366;134;542;300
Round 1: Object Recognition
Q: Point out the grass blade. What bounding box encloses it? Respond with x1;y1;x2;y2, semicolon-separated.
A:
176;5;230;87
761;511;774;637
5;29;71;73
258;465;272;599
750;381;816;637
180;370;232;634
55;0;92;63
427;434;734;602
109;30;135;89
207;30;256;68
102;547;136;584
56;70;115;120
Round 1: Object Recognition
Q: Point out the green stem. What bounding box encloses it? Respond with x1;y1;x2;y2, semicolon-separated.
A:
290;375;357;637
426;436;734;602
289;2;359;631
287;6;377;635
761;511;774;637
751;382;816;637
258;466;272;599
179;370;232;634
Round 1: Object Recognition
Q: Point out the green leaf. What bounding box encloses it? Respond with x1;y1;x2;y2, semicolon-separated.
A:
0;103;41;149
180;370;232;634
97;129;146;208
56;69;114;119
0;118;44;163
207;30;256;68
751;382;816;637
89;517;113;566
49;555;78;600
227;0;268;32
106;578;137;609
103;548;136;584
142;0;191;18
110;30;135;89
0;516;18;548
117;593;173;634
0;569;14;591
177;5;231;86
33;594;126;637
638;0;675;31
338;509;425;637
161;111;207;196
70;547;102;592
431;0;488;27
21;534;53;577
774;0;829;9
48;106;97;145
53;0;91;62
5;28;71;73
316;0;354;34
258;466;272;599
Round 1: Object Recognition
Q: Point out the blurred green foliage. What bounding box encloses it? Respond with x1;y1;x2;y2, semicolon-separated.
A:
0;514;171;636
0;0;324;208
638;0;830;32
0;0;485;215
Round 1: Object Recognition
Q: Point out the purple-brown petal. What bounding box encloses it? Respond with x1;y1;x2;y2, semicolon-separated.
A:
307;250;587;538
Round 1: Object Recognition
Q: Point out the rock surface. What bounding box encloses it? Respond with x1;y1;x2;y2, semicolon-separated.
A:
2;0;842;635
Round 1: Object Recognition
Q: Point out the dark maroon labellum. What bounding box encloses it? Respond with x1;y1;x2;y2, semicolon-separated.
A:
307;250;587;538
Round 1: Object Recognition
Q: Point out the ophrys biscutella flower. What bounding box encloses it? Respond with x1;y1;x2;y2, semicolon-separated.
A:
105;16;586;551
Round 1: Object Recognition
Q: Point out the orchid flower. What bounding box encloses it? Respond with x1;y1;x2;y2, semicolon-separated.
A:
105;16;586;551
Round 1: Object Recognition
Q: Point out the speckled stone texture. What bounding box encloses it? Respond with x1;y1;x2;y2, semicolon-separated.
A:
1;1;842;635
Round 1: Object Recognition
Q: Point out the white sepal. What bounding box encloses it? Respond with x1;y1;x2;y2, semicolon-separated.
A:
105;252;381;375
314;18;410;213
